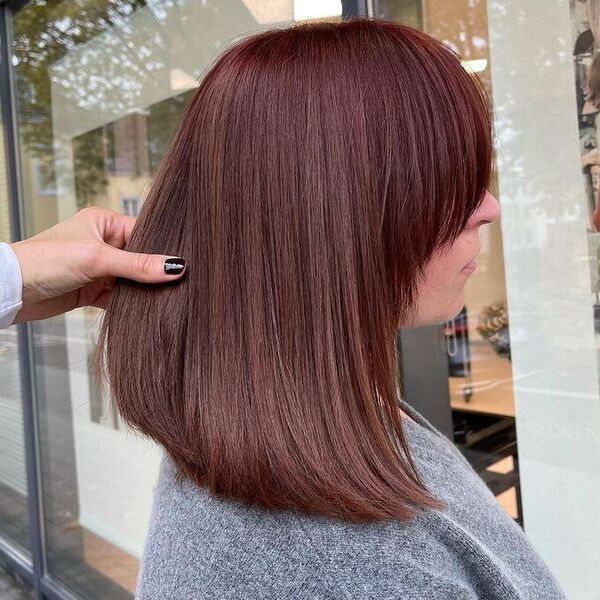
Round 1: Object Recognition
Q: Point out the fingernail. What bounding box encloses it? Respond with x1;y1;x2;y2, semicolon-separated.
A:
164;257;186;275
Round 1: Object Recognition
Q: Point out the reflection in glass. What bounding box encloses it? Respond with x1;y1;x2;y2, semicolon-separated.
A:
0;62;30;558
374;0;521;523
12;0;342;596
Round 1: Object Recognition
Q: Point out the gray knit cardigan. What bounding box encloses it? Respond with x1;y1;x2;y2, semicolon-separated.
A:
135;398;567;599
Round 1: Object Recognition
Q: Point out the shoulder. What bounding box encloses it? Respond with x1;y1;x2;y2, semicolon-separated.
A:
136;456;476;600
136;456;476;599
137;510;477;600
290;512;479;600
136;454;326;598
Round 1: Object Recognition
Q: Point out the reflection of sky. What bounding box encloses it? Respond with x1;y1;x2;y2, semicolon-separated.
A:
49;0;261;138
144;0;343;24
48;0;342;140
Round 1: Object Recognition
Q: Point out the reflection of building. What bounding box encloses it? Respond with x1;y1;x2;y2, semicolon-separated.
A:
70;92;195;219
0;117;9;242
1;1;599;599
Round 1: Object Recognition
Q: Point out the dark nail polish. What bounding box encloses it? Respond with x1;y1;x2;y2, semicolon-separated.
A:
164;257;186;275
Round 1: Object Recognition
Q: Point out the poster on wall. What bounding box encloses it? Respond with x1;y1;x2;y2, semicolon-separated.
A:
570;0;600;333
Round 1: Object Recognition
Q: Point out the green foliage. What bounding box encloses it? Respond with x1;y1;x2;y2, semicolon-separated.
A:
13;0;149;200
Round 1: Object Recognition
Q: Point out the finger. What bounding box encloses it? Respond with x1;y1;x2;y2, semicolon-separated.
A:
76;277;115;309
95;245;186;283
117;213;137;245
85;207;137;248
104;211;137;248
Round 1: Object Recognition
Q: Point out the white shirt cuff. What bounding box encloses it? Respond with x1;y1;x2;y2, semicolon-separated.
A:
0;242;23;329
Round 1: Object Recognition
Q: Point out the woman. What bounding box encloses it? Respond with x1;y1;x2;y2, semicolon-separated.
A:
95;18;566;599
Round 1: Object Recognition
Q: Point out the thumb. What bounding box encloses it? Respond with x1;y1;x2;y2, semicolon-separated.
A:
97;245;186;283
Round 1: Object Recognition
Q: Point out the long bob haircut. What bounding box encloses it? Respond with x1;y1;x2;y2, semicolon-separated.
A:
94;17;494;523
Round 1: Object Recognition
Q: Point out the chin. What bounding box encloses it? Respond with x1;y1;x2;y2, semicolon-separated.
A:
402;293;466;328
438;294;466;324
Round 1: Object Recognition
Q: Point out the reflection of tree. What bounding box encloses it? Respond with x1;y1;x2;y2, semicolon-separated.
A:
14;0;205;206
72;126;107;209
147;89;194;172
70;89;193;209
13;0;149;198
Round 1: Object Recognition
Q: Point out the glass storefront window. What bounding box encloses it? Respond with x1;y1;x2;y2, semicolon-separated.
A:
419;0;518;518
11;1;342;597
3;0;599;598
376;1;600;597
377;0;518;520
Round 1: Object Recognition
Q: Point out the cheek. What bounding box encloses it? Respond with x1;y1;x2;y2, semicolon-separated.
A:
410;253;468;326
427;255;460;288
439;243;470;279
420;251;467;300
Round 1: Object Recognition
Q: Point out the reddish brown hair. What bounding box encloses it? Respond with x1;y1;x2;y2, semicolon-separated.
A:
94;17;494;522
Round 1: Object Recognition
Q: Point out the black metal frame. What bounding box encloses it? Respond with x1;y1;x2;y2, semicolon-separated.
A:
342;0;369;18
0;1;372;598
0;2;83;598
0;3;44;598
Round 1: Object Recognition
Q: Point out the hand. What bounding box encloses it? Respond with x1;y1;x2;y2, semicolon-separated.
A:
10;206;186;323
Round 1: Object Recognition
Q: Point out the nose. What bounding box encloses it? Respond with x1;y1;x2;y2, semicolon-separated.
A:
472;190;500;227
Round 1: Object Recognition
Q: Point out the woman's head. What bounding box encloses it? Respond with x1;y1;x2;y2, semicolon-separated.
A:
94;17;496;522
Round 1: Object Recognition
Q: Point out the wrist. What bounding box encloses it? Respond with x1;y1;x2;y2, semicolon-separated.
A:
9;241;29;303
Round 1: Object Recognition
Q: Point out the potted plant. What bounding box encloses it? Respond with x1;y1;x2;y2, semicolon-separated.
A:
476;301;511;361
